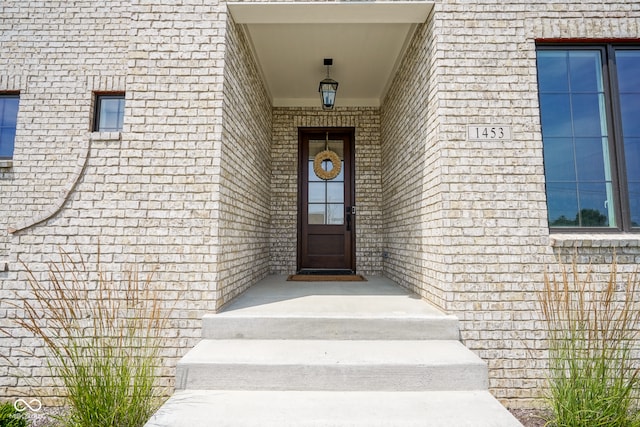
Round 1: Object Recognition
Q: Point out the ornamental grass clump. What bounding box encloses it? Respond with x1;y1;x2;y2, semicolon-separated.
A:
17;247;170;427
0;401;27;427
540;257;640;427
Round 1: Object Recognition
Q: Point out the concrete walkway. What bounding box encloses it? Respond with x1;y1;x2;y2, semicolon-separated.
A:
146;275;522;426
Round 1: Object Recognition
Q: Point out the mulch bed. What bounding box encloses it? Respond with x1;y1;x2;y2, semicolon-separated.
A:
509;409;549;427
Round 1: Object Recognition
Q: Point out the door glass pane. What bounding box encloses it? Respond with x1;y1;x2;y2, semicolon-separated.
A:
308;161;321;182
327;204;344;225
308;204;325;224
537;49;615;227
327;182;344;203
308;182;326;203
308;138;344;225
616;49;640;228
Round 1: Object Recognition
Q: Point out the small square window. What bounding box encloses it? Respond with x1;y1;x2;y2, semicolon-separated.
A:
0;94;19;159
94;93;125;132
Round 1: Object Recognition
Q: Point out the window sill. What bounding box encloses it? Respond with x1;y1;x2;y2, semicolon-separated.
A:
550;233;640;248
90;131;122;142
0;159;13;168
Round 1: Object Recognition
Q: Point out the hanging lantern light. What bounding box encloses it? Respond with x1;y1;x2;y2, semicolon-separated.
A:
318;58;338;110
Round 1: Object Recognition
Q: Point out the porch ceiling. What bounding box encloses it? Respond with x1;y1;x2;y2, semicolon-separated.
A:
227;2;434;108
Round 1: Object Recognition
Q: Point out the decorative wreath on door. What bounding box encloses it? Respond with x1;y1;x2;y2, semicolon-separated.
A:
313;150;342;180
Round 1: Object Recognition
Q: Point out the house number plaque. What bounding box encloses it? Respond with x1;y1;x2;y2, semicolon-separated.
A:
467;125;512;141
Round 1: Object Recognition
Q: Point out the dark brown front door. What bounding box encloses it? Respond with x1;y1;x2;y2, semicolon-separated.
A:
298;128;355;273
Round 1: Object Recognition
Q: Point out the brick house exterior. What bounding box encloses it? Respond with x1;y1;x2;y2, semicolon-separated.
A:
1;0;639;409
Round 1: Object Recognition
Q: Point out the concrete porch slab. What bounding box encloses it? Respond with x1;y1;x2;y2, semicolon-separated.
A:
218;275;448;317
204;275;460;340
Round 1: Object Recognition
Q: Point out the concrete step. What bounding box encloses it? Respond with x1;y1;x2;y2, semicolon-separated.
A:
145;390;523;427
207;276;460;340
175;339;487;391
203;313;460;340
146;277;522;426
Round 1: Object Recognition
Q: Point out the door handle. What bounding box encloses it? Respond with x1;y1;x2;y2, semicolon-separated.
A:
346;206;354;231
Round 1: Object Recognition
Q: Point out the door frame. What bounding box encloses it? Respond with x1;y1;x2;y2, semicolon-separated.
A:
297;127;356;273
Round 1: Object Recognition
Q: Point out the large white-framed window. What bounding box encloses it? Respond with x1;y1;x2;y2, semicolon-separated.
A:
536;44;640;231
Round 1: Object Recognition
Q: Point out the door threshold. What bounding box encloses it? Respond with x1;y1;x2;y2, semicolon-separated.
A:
297;269;355;275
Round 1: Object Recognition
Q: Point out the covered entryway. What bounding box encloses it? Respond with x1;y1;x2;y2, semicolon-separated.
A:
145;2;525;421
214;0;443;309
226;2;434;108
222;1;434;280
298;128;355;273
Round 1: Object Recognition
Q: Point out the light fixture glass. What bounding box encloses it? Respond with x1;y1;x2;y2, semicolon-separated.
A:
318;58;338;110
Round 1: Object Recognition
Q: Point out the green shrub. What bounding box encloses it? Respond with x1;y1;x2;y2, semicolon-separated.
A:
539;258;640;426
17;247;171;427
0;402;27;427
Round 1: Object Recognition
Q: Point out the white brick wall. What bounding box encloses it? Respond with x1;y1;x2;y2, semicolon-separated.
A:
381;0;640;407
1;0;640;409
1;1;132;403
217;15;272;305
0;0;252;402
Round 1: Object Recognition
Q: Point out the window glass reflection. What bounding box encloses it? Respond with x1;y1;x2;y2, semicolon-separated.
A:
575;138;607;182
571;94;607;137
625;138;640;182
620;95;640;137
616;49;640;227
616;51;640;93
0;95;19;158
546;182;579;226
543;138;575;182
537;51;569;92
577;182;611;226
628;183;640;227
96;95;125;132
540;94;572;137
537;49;615;227
569;51;603;92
